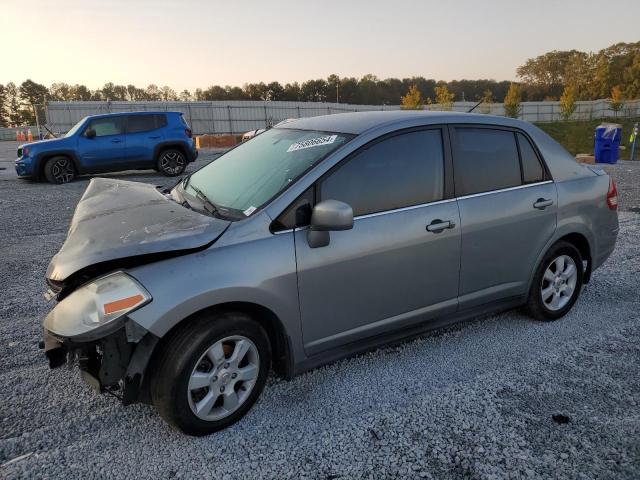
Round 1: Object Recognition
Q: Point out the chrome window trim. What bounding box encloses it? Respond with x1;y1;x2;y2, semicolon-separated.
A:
354;198;457;221
273;180;553;233
455;180;553;201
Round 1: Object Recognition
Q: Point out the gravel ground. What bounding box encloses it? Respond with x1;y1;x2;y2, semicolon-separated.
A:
0;141;639;479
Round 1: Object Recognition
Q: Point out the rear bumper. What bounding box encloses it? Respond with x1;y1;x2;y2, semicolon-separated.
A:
593;219;619;271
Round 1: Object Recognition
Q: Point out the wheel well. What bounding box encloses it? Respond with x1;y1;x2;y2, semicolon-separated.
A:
156;144;188;162
151;302;292;379
557;233;592;283
38;153;75;180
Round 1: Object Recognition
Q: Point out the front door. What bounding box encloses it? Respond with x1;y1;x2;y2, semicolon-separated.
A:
450;126;557;309
294;128;461;356
77;116;126;171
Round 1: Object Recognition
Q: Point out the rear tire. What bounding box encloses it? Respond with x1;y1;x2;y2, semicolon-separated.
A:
527;241;583;321
156;149;186;177
150;311;271;436
43;156;75;184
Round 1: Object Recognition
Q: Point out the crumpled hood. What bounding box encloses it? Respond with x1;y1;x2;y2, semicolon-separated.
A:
47;178;230;282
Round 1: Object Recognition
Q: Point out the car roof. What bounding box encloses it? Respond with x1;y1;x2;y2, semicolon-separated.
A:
85;111;180;119
275;110;529;135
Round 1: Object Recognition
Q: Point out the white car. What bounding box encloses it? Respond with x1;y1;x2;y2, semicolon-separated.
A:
242;119;297;141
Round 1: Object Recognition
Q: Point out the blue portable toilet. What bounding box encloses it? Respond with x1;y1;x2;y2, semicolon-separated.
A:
594;123;622;164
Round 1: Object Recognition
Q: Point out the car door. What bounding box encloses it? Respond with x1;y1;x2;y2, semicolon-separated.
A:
450;126;557;309
77;116;126;171
294;128;461;356
125;114;165;166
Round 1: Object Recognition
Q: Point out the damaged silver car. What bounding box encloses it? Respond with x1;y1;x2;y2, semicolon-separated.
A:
41;112;618;436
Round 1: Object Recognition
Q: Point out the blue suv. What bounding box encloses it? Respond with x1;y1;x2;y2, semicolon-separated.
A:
15;111;198;184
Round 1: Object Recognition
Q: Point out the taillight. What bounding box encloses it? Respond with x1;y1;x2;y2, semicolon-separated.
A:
185;128;192;138
606;178;618;210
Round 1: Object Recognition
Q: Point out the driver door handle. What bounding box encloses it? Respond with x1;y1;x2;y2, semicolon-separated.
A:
533;198;553;210
426;219;455;233
111;138;122;143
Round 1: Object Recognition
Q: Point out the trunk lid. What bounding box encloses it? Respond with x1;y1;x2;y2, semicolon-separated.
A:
47;178;230;282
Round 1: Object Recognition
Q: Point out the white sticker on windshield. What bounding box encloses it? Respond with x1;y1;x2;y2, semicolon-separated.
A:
243;206;257;217
287;135;337;153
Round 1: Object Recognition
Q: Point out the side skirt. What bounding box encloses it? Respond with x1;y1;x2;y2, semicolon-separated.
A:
292;296;526;376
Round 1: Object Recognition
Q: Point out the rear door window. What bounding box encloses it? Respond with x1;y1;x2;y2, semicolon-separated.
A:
517;133;545;183
127;114;159;133
320;129;444;217
452;128;521;196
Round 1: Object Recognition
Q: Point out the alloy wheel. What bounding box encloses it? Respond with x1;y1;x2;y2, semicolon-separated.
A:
51;158;75;183
160;151;185;175
541;254;578;311
187;335;260;421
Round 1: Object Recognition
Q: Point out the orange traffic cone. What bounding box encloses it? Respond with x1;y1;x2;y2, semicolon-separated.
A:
18;130;24;141
27;129;33;142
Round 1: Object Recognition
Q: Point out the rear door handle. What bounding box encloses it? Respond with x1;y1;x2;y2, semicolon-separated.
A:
149;135;161;139
533;198;553;210
426;219;455;233
111;138;122;143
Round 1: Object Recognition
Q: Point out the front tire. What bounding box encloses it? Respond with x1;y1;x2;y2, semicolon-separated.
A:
156;149;187;177
150;311;271;436
527;241;583;321
43;156;75;184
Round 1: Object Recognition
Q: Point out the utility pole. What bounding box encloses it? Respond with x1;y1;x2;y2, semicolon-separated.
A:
336;80;339;104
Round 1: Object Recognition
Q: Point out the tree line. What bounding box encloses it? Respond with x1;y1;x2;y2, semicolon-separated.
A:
1;41;638;126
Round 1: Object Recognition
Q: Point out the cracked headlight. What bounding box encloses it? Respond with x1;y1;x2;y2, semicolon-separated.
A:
44;272;151;341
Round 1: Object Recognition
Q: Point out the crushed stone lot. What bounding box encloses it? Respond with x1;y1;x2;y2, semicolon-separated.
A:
0;141;639;479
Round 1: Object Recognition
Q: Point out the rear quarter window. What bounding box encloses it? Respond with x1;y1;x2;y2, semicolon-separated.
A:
517;133;545;183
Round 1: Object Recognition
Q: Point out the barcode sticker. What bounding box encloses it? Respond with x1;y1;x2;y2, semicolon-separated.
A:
287;135;337;153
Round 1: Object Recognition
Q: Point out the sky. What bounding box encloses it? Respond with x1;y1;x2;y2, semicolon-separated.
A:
1;0;639;91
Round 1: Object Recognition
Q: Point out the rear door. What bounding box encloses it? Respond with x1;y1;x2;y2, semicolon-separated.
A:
450;126;557;309
294;127;461;355
125;114;166;166
77;116;126;171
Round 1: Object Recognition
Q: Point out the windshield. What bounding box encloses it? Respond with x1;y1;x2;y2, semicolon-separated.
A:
65;117;88;137
178;128;353;217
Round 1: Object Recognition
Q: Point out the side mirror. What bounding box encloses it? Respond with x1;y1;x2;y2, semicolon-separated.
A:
85;128;96;139
307;200;353;248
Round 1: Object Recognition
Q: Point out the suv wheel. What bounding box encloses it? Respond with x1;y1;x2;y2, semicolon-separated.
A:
44;156;75;184
157;149;186;176
150;311;270;436
527;241;583;321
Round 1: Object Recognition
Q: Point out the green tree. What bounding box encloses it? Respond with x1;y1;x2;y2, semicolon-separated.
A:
145;84;162;101
160;86;177;101
0;84;6;127
503;83;522;118
480;89;493;114
609;86;624;117
179;89;192;101
400;84;424;110
4;82;22;125
49;82;73;101
282;82;301;101
64;84;91;101
266;82;285;101
434;85;454;110
559;84;577;120
19;79;48;106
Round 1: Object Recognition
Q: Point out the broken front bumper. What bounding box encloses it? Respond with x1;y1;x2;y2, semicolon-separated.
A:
41;324;159;405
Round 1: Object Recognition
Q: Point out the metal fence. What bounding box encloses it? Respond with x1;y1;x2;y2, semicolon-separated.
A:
35;98;640;136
